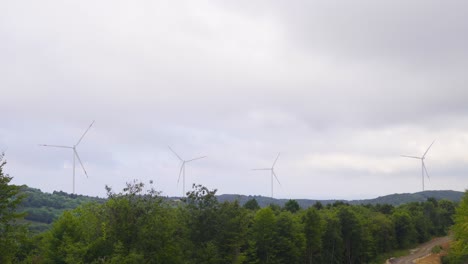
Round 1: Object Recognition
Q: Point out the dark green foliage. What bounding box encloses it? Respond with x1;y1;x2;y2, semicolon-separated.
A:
338;206;363;264
368;212;395;254
215;201;250;263
268;203;282;213
183;184;222;262
38;180;184;263
313;201;323;210
393;210;417;248
0;153;28;264
249;207;277;263
274;211;305;263
321;210;344;264
244;198;260;211
284;199;300;213
17;186;105;233
302;207;323;263
12;178;459;263
374;203;394;215
448;190;468;263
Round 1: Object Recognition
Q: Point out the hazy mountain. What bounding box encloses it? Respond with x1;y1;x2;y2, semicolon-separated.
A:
216;190;464;208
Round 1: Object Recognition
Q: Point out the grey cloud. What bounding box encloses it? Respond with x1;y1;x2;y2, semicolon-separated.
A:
1;0;468;198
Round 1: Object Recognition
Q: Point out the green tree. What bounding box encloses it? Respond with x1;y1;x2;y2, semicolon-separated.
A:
244;198;260;211
313;201;323;210
41;180;183;263
249;207;277;263
183;184;221;263
449;190;468;263
337;206;363;264
368;212;395;255
216;201;250;263
275;211;305;263
302;207;324;263
42;209;88;263
0;153;28;263
393;210;417;249
321;210;343;264
374;203;394;215
284;199;300;213
438;199;456;233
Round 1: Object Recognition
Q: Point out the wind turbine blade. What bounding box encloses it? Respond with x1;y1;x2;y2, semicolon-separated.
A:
168;146;183;161
177;164;184;184
400;155;422;159
76;120;95;146
74;150;88;178
422;139;436;158
252;168;271;171
186;156;207;162
39;144;73;149
272;152;280;168
423;161;430;180
273;171;281;186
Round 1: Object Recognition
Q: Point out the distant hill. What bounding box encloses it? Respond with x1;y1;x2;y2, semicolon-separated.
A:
347;190;464;206
216;190;465;208
17;186;105;233
16;185;464;233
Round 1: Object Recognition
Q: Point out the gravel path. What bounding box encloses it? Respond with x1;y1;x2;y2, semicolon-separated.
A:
388;236;451;264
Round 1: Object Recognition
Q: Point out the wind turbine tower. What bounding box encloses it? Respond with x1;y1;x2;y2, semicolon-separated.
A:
401;140;435;191
253;153;282;198
168;146;206;196
39;121;95;194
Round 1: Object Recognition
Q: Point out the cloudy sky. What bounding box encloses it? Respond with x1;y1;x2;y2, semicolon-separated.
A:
1;0;468;199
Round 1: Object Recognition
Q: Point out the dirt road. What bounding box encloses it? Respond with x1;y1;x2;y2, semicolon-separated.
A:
389;236;451;264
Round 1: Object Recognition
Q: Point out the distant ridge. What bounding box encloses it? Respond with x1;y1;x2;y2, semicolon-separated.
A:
17;185;464;233
215;190;464;208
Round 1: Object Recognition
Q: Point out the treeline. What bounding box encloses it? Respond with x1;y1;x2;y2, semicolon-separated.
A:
446;189;468;263
1;151;465;263
12;182;455;264
217;190;464;208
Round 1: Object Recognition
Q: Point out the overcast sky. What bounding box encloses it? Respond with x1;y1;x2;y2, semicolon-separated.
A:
1;0;468;199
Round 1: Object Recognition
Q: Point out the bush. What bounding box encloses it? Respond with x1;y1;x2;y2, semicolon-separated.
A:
431;245;442;254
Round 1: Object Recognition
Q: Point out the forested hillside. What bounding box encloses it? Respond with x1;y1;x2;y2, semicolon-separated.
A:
9;182;458;263
17;187;105;233
214;190;463;207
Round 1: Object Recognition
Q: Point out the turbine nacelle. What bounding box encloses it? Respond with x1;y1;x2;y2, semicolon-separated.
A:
168;146;206;196
401;140;435;191
253;152;281;198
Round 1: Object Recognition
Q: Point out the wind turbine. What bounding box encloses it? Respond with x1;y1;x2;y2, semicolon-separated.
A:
401;140;435;191
168;146;206;196
39;121;94;194
253;152;281;198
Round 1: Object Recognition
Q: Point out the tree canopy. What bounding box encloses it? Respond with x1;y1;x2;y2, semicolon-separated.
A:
0;153;28;263
1;153;463;263
13;181;458;263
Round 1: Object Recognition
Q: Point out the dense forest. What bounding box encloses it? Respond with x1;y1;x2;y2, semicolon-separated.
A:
1;153;468;263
